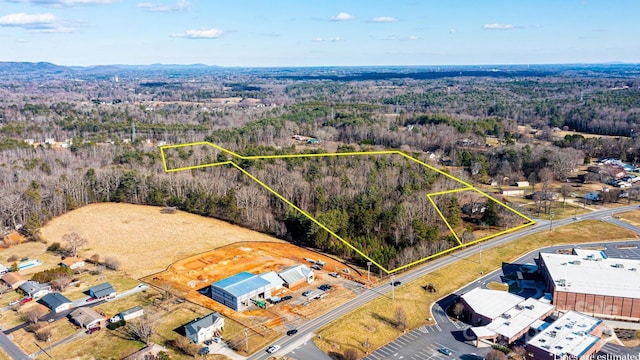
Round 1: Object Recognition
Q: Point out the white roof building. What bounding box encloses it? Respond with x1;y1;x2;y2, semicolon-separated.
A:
526;311;603;359
471;297;555;342
538;251;640;299
461;287;523;319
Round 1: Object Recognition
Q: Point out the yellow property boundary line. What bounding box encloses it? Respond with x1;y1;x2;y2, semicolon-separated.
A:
160;142;535;274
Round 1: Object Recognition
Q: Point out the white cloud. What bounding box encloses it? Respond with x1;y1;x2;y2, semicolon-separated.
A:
6;0;115;6
137;0;190;12
449;28;457;35
384;35;418;41
370;16;398;23
482;23;514;30
171;28;224;39
330;12;355;21
313;36;340;42
0;12;74;32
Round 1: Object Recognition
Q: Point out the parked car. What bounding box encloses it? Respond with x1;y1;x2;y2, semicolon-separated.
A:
286;329;298;336
328;272;340;278
19;297;33;305
281;295;292;301
86;326;100;335
311;265;322;270
392;281;401;286
302;291;312;296
438;347;452;356
212;337;220;343
319;284;332;291
266;345;281;353
8;300;19;306
199;347;210;355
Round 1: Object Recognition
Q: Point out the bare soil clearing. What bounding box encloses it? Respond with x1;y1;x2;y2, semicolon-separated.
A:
39;203;286;278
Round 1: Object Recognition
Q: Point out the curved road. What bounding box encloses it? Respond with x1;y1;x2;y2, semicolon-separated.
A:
248;204;640;360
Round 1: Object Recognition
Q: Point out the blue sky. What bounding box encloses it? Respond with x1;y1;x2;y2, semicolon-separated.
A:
0;0;637;66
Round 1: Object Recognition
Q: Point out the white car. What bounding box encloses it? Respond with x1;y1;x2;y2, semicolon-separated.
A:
266;345;281;353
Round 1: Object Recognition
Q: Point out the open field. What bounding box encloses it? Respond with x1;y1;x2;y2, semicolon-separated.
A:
314;220;637;358
40;203;287;279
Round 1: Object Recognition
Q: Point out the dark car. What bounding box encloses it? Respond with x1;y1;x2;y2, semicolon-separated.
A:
281;295;292;301
319;284;332;291
199;346;210;355
86;326;100;334
286;329;298;336
392;281;401;286
438;347;452;356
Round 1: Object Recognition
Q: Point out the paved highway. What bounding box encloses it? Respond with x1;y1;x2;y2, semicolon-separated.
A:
248;204;640;360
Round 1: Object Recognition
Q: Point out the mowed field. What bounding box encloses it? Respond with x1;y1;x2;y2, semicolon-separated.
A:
39;203;286;278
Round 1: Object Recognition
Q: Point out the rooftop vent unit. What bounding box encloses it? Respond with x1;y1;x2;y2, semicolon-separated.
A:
630;268;637;271
613;263;625;268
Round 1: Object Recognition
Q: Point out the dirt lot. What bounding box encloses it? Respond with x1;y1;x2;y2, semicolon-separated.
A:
144;241;370;348
39;203;287;279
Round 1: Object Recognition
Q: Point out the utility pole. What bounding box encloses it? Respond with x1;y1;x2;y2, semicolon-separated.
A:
549;212;554;231
391;274;395;301
367;262;372;284
244;328;249;353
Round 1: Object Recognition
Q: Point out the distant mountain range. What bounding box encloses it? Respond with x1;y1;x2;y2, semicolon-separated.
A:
0;61;639;81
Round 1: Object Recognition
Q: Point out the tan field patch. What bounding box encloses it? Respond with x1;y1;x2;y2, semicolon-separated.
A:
39;203;286;279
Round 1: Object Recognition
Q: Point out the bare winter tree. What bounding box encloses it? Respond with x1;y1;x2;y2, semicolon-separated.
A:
62;232;87;257
126;316;154;344
395;306;407;330
485;349;508;360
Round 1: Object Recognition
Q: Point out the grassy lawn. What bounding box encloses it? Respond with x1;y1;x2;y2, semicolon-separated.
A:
617;210;640;227
14;318;79;356
486;281;508;291
43;327;146;359
527;202;591;220
314;220;636;359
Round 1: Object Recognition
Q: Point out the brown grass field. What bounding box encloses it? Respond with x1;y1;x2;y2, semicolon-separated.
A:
39;203;287;279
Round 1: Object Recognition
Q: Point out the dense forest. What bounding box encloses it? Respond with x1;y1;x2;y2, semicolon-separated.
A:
1;63;639;270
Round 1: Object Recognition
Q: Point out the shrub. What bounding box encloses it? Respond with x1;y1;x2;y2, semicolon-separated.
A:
7;255;18;262
35;329;51;342
103;257;121;271
106;319;126;330
46;242;61;253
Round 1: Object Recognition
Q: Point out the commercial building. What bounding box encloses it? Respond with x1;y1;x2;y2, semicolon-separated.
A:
278;264;314;289
537;249;640;320
526;311;603;360
461;288;554;346
210;272;274;311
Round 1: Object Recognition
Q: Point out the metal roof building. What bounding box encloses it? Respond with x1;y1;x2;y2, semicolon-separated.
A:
278;264;314;289
210;272;274;311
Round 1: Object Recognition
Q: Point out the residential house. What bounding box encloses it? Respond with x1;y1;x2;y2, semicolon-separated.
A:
39;293;73;313
69;307;106;329
88;282;116;299
59;257;85;271
1;272;26;289
18;281;50;299
184;312;224;344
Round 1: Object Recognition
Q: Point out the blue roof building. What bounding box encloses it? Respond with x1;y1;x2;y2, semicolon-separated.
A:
210;272;274;311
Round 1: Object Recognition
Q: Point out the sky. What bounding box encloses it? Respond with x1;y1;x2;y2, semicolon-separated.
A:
0;0;638;67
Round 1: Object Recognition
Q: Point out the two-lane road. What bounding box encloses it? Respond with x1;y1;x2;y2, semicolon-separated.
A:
248;203;640;360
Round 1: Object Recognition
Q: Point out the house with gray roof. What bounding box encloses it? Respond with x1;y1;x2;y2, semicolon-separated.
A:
184;312;224;344
88;282;116;299
39;292;73;313
19;281;51;299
